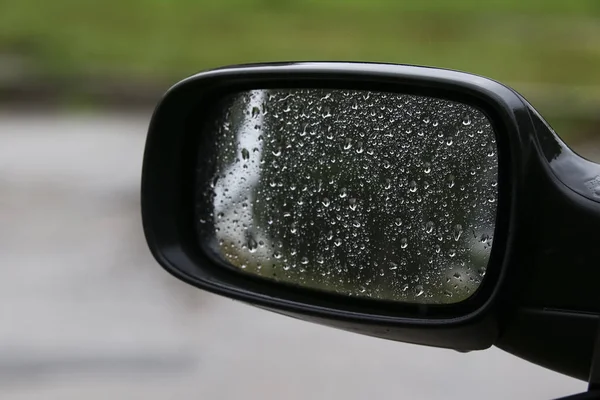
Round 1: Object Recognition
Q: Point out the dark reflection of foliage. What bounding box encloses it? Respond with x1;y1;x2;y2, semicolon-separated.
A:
197;89;498;304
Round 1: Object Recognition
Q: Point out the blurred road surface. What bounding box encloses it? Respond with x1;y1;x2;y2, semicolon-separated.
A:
0;112;593;399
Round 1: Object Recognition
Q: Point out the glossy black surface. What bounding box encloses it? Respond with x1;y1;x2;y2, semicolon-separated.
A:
141;62;600;381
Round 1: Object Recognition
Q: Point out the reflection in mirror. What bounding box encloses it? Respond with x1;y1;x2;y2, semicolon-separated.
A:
196;89;498;305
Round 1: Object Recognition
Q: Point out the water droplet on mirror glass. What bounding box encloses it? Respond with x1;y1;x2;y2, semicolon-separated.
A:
197;88;498;305
356;142;364;154
447;174;455;188
462;113;471;126
241;148;250;160
348;198;357;211
247;238;258;253
454;224;463;241
425;221;435;233
414;285;424;297
343;138;352;150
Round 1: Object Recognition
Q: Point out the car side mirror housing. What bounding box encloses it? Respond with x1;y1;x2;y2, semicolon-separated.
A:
141;62;600;383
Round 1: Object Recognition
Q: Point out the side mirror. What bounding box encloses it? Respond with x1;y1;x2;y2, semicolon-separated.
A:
141;62;600;384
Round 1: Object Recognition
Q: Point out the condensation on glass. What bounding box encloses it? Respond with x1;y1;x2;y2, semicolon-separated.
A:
196;89;499;304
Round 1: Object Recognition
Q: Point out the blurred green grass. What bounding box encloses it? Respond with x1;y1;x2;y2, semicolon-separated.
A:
0;0;599;138
1;0;598;81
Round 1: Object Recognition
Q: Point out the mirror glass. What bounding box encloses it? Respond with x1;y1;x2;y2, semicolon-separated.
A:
196;88;499;305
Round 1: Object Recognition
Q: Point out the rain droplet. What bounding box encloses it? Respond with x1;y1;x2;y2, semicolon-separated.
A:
300;257;309;265
394;218;402;227
425;221;435;233
424;162;431;174
343;138;352;150
334;238;342;247
462;113;471;126
349;198;357;211
447;174;455;188
241;148;250;160
247;238;258;253
414;285;424;297
322;197;330;207
449;249;456;258
251;106;260;118
454;224;463;241
409;181;417;193
339;188;347;198
356;141;364;154
400;238;408;249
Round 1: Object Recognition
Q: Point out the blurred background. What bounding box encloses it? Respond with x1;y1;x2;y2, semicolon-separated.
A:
0;0;598;398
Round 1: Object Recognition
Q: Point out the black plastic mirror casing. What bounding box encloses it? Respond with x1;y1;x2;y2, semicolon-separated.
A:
141;62;600;379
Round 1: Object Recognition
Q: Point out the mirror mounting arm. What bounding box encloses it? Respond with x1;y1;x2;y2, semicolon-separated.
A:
588;321;600;391
555;323;600;399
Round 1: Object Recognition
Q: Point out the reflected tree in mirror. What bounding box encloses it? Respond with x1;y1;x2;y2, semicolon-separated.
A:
196;88;498;304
